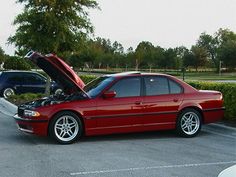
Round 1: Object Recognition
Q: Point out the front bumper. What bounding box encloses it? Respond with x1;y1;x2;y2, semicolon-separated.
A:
13;114;49;136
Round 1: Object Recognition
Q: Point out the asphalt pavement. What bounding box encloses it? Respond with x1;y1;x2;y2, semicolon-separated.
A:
0;99;235;177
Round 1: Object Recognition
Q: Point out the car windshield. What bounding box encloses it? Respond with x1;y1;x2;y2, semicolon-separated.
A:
83;76;115;98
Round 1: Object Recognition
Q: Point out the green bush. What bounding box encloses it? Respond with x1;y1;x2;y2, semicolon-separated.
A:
7;93;45;106
80;75;97;84
187;81;236;121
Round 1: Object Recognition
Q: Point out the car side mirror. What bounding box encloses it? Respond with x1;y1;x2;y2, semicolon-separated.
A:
103;91;116;99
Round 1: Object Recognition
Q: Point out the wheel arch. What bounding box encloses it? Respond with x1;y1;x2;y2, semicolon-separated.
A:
48;109;85;136
178;106;205;124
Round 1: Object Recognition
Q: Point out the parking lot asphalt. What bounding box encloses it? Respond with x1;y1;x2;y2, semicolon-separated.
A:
0;99;235;177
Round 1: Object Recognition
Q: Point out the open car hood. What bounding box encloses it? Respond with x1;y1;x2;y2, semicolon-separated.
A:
25;51;88;96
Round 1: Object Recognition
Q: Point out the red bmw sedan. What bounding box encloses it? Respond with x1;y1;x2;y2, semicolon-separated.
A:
13;51;225;144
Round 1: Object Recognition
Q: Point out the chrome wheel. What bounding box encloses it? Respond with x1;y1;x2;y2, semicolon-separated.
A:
176;108;202;137
180;112;200;135
3;88;15;98
54;115;79;142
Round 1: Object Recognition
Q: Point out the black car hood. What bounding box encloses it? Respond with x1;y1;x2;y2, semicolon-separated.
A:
25;51;88;96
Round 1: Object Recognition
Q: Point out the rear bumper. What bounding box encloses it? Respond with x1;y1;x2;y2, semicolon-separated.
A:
202;107;225;124
13;114;49;136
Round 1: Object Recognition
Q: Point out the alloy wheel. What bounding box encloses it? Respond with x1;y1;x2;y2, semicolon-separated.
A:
180;111;200;135
54;115;79;142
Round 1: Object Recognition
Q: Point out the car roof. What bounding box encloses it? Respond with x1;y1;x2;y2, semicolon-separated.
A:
2;70;40;74
106;71;172;78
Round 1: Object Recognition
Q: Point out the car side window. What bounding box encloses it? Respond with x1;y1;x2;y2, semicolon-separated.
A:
6;74;23;83
144;76;183;96
109;77;141;98
144;76;169;96
24;73;45;84
169;79;183;94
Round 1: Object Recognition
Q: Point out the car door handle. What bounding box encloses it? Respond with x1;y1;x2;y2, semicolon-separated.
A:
173;99;178;102
135;101;142;105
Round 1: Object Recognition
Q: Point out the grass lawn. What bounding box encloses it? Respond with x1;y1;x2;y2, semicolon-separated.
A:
177;72;236;81
78;69;236;81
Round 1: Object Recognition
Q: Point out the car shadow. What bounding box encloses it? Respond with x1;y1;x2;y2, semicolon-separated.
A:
8;129;211;145
80;130;179;143
9;130;178;145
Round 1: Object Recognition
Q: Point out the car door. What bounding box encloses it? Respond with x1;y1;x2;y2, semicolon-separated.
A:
21;73;46;93
142;76;183;130
95;76;144;134
5;73;24;93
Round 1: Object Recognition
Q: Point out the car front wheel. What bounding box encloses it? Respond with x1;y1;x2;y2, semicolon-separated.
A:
176;108;202;137
49;111;83;144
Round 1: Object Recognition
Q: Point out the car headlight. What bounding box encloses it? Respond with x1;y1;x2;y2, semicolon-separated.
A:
24;110;40;117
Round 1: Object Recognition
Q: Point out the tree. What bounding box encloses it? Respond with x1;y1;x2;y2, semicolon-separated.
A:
175;46;188;69
4;56;31;70
216;29;236;70
0;47;5;65
162;48;177;69
191;46;208;71
8;0;99;56
124;47;135;70
183;49;195;68
218;40;236;70
182;46;208;71
197;29;236;71
8;0;99;95
197;32;218;69
135;41;155;70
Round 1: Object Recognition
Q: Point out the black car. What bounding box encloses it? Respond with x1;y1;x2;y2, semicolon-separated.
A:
0;70;62;98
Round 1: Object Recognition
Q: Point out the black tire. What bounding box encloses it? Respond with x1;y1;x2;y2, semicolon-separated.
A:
49;111;83;144
176;108;202;138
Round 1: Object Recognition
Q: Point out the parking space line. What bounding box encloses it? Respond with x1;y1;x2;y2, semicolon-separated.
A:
203;129;236;139
211;123;236;131
70;161;236;176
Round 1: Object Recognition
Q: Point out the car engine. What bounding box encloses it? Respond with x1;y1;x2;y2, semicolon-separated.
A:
18;92;87;110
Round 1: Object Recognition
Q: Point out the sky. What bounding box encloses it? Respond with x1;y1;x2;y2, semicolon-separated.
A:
0;0;236;55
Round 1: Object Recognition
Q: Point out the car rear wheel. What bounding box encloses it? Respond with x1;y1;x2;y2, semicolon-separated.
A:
49;111;83;144
176;108;202;137
3;88;15;98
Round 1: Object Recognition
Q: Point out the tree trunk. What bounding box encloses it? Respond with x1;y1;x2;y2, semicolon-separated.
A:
44;75;51;96
135;59;139;71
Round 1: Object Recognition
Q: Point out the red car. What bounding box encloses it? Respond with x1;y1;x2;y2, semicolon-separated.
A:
13;51;225;144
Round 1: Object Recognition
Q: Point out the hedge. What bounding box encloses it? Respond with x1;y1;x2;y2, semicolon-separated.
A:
80;75;236;121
